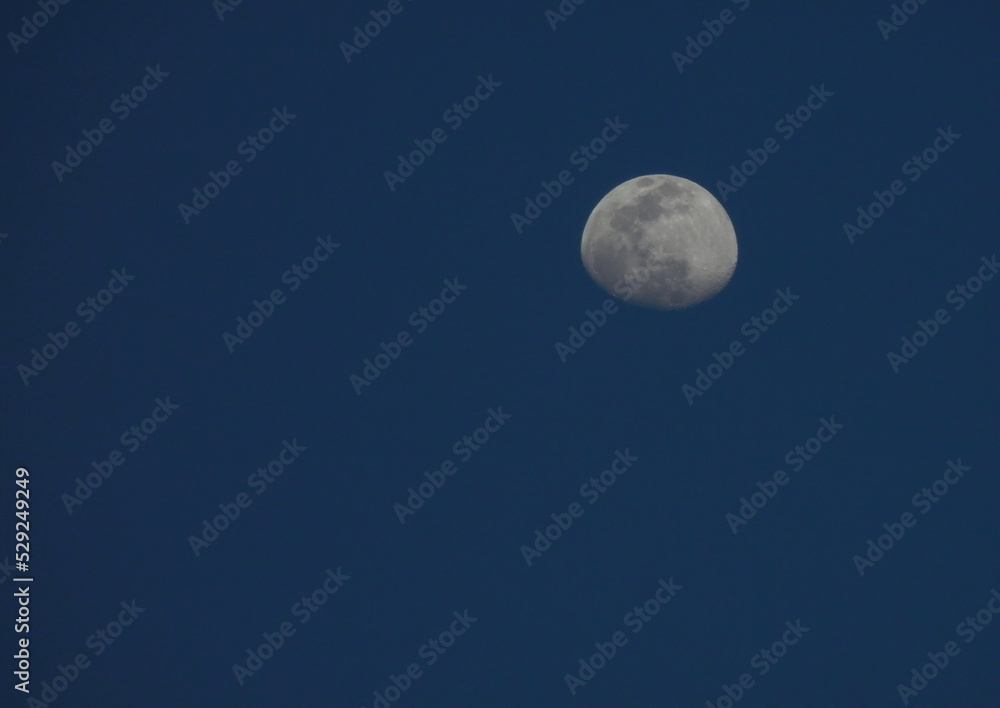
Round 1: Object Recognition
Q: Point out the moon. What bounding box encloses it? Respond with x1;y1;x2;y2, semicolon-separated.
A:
580;174;738;309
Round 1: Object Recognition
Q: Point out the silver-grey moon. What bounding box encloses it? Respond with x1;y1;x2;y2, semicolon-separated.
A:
580;174;738;309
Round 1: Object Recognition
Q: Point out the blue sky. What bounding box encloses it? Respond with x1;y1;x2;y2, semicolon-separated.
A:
2;1;999;706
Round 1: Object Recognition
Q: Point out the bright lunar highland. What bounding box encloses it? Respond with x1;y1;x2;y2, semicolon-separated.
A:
581;175;738;309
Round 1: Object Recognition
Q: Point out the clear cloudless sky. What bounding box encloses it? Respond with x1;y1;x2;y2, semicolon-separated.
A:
2;0;999;706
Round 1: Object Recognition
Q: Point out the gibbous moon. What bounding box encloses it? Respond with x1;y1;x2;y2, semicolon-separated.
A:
581;174;738;309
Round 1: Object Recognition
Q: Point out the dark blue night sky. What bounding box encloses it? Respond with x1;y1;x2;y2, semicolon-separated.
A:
2;1;999;706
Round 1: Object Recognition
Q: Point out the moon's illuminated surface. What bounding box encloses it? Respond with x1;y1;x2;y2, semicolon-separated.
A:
581;174;738;309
